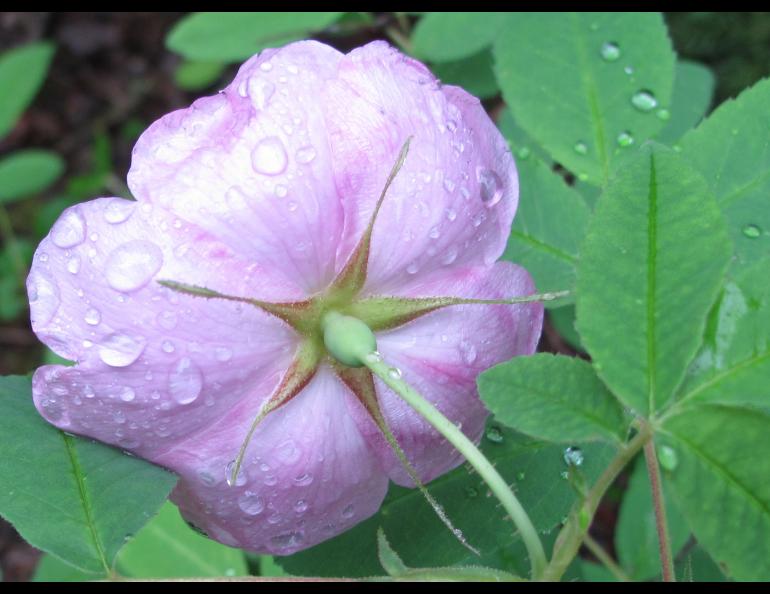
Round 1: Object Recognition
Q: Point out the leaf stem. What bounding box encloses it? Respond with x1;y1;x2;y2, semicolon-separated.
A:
644;439;675;582
583;533;631;582
360;351;547;581
542;424;652;581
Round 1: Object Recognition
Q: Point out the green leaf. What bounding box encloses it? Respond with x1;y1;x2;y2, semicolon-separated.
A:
0;150;64;204
279;425;615;577
494;12;675;185
478;354;627;443
502;154;590;302
675;545;729;582
166;12;344;62
576;145;732;416
578;560;617;582
412;12;510;63
660;404;770;581
0;42;55;140
678;258;770;410
33;554;93;582
548;306;584;352
174;60;225;91
0;376;177;574
679;77;770;272
377;528;409;577
116;501;247;578
656;60;715;144
615;458;690;580
432;50;499;99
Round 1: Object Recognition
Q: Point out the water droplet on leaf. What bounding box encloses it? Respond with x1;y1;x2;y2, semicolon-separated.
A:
599;41;621;62
631;90;658;112
485;426;504;443
742;224;761;238
563;446;584;467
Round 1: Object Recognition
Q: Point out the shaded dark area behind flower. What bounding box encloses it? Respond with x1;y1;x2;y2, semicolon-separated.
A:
1;11;769;581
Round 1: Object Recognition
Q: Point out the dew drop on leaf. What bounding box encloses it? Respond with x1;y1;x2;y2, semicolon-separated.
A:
631;90;658;112
599;41;621;62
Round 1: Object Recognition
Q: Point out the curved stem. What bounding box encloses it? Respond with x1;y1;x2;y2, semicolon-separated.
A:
644;440;675;582
583;534;631;582
361;352;547;581
542;424;652;581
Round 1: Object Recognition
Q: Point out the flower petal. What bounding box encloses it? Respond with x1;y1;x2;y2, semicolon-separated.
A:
128;41;346;294
352;263;543;485
322;41;518;294
29;197;298;456
159;365;388;554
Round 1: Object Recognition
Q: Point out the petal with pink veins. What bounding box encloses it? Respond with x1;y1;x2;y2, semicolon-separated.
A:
29;197;298;457
348;263;543;486
322;41;518;294
160;365;388;554
128;41;346;295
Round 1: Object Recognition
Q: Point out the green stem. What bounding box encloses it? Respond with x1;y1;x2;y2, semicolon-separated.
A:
644;440;675;582
583;534;631;582
542;425;652;581
361;351;547;581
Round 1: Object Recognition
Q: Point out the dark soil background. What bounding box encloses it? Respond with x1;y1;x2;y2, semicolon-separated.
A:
1;11;769;582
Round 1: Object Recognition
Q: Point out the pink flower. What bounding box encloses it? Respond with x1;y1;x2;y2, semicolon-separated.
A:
28;40;543;554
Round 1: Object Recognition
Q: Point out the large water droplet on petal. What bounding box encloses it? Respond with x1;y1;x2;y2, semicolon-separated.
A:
225;459;247;486
99;332;146;367
247;78;275;110
119;386;136;402
270;531;304;550
51;209;87;248
28;271;60;326
84;307;101;326
238;491;264;515
169;357;203;405
105;240;164;292
251;137;288;175
476;167;504;207
103;198;135;224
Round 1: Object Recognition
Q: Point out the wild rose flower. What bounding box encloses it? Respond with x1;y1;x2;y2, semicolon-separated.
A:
28;40;543;554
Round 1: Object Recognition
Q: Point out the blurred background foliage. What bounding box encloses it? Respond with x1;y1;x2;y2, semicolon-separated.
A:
0;11;767;581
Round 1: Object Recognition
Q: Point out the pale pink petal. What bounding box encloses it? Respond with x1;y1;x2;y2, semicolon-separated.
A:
159;365;388;554
349;263;543;486
128;41;346;294
29;197;298;457
322;41;518;294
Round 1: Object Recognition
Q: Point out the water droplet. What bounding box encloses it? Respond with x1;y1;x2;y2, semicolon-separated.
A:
428;226;440;239
742;224;761;238
169;357;203;404
477;167;504;207
365;351;382;363
274;184;288;198
251;137;288;175
631;90;658;112
443;178;456;193
259;61;273;72
51;209;87;248
247;78;275;109
573;141;588;155
485;426;504;444
225;460;247;486
459;340;478;365
295;146;317;164
119;386;136;402
516;147;531;160
270;531;304;550
105;240;164;293
341;504;355;519
657;445;678;471
275;439;301;464
406;262;419;274
563;446;584;467
465;486;479;498
156;310;177;330
103;198;134;224
387;367;402;380
99;332;146;367
198;471;217;487
66;256;81;274
600;41;621;62
162;340;175;354
294;499;309;513
263;475;278;486
27;271;60;326
517;471;526;481
294;473;313;487
656;108;671;121
238;491;264;515
577;172;589;182
616;131;635;147
445;208;457;222
441;246;458;265
624;65;634;75
560;470;569;479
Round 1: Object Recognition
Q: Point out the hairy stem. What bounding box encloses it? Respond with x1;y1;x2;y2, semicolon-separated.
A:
583;534;631;582
644;440;675;582
542;425;652;581
361;351;547;580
